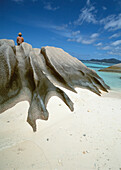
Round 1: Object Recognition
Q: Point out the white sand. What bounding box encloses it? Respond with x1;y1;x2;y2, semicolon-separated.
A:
0;88;121;170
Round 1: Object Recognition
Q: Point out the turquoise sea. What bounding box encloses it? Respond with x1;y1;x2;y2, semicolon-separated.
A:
83;62;121;92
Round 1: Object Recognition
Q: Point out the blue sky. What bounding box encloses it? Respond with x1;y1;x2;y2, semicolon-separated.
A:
1;0;121;60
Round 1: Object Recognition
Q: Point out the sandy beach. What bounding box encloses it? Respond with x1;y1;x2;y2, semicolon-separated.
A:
0;87;121;170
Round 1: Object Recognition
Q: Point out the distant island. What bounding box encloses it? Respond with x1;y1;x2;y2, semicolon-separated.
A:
82;58;121;64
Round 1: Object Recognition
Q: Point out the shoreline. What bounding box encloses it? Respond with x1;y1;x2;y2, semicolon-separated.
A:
0;88;121;170
99;70;121;73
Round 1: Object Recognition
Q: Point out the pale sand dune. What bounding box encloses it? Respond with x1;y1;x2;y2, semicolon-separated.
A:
0;88;121;170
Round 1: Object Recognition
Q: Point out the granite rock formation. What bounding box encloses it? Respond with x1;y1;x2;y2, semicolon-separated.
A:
0;39;110;131
99;63;121;73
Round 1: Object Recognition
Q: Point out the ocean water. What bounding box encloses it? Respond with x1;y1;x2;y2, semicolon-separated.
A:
83;61;121;92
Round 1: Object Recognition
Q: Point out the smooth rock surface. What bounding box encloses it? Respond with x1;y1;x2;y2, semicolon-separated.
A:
0;39;110;131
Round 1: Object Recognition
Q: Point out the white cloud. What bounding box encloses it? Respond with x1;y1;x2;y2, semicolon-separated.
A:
67;32;99;45
67;36;82;43
50;24;68;31
102;6;107;10
76;36;83;43
100;13;121;31
86;0;90;6
39;23;71;38
81;39;95;44
71;31;80;36
68;37;95;44
90;33;99;38
100;15;114;25
108;51;121;56
97;42;121;57
67;31;82;42
95;42;102;46
74;4;97;25
44;2;59;11
109;33;121;39
107;46;121;56
111;40;121;46
99;46;111;50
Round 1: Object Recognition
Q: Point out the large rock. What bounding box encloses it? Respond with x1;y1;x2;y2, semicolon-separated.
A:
0;39;110;131
0;40;20;104
99;63;121;73
41;46;109;94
